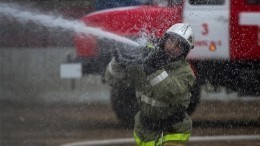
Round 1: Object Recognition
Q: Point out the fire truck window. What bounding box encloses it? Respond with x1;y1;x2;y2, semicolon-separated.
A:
189;0;225;5
149;0;182;6
246;0;260;5
95;0;142;11
168;0;183;6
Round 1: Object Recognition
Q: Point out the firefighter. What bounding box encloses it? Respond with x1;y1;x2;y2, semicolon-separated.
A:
105;23;196;146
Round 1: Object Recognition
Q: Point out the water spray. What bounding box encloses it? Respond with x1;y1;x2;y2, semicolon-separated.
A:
0;3;141;47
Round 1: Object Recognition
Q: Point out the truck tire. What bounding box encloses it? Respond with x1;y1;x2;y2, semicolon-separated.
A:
111;86;139;128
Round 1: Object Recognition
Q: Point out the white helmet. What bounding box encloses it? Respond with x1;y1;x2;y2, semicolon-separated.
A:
166;23;194;49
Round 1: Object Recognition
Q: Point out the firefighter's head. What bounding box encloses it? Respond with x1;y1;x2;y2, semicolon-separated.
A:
159;23;194;59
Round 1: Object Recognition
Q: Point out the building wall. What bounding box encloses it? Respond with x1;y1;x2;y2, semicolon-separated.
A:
0;48;110;103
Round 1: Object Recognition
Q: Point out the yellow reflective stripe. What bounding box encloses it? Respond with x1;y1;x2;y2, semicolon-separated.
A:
134;131;190;146
146;43;155;49
162;133;190;142
134;132;156;146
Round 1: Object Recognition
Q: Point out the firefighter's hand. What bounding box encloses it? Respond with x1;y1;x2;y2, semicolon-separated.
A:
113;47;143;67
113;48;132;68
143;48;172;74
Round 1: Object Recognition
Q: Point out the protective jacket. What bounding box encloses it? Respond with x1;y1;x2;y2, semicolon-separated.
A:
105;47;196;145
133;58;195;145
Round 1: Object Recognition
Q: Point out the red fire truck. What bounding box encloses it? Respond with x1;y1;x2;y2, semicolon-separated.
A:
63;0;260;125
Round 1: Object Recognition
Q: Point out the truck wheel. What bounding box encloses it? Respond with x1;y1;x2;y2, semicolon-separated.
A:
186;79;201;115
111;86;139;128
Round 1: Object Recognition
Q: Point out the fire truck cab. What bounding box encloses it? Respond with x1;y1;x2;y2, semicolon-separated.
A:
185;0;260;97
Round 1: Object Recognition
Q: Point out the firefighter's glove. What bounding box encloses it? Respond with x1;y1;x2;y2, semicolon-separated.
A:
113;46;143;67
143;48;172;75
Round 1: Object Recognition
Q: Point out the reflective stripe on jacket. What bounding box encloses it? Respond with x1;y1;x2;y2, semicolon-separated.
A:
135;59;195;119
134;131;190;146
